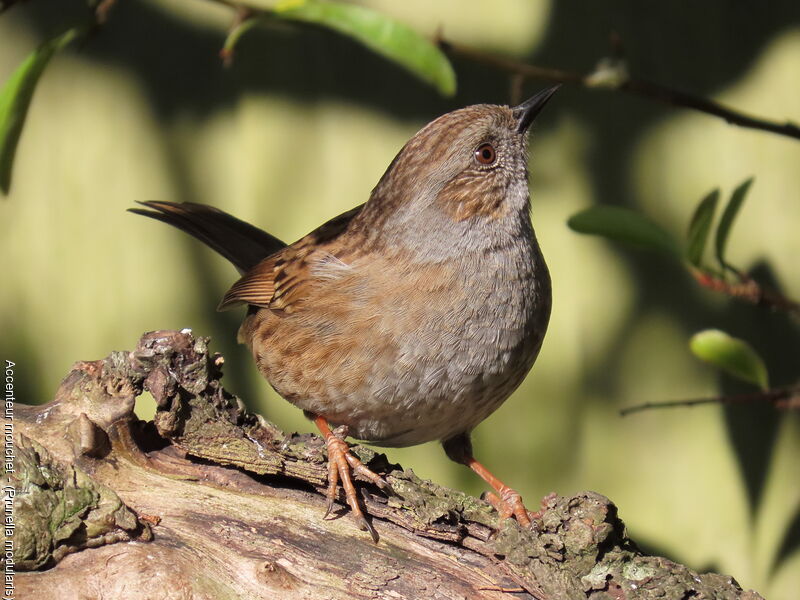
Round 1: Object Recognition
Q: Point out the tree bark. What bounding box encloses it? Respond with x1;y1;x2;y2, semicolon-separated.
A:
6;330;764;600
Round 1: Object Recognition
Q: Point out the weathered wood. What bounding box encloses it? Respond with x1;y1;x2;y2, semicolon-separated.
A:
7;330;764;599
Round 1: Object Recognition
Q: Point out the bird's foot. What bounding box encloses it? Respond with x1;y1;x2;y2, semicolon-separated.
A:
319;424;390;543
484;489;559;529
483;485;535;528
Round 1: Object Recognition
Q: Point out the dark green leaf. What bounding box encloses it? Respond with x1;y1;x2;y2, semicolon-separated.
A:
567;206;679;257
0;26;87;195
273;0;456;96
685;189;719;267
715;177;754;273
690;329;769;390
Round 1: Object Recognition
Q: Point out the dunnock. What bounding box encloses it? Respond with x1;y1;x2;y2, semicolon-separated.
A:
132;86;557;541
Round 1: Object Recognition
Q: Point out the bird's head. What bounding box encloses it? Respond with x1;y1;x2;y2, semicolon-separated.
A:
359;87;559;248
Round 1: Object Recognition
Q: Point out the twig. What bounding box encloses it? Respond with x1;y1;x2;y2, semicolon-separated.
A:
95;0;118;24
198;1;800;141
620;78;800;139
437;37;583;84
691;270;800;318
437;36;800;142
620;386;800;416
220;7;257;67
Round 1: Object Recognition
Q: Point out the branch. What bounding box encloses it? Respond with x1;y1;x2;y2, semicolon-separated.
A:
437;36;800;142
620;385;800;416
691;269;800;318
10;330;765;599
200;0;800;141
620;78;800;140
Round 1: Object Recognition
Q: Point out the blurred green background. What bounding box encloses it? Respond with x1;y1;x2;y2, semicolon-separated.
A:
2;0;799;597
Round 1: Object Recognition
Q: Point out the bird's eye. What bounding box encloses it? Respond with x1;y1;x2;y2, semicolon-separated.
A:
474;143;496;165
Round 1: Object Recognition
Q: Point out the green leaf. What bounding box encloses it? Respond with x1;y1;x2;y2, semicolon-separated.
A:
0;26;87;195
567;206;679;257
715;177;754;273
273;0;456;96
685;189;719;267
689;329;769;390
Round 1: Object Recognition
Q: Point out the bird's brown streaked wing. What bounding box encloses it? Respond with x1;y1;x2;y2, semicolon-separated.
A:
217;256;279;310
218;204;364;311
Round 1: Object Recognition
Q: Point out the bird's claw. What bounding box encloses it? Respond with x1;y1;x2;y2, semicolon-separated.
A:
322;428;386;543
482;486;536;528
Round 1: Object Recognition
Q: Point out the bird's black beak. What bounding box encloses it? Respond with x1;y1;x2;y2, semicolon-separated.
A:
513;85;560;133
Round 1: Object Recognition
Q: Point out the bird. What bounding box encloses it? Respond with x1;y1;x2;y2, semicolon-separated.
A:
131;86;558;541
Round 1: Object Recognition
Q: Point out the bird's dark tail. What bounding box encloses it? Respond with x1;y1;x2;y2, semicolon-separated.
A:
129;201;286;273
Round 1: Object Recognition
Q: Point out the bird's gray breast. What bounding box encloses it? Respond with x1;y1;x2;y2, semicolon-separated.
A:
356;226;551;447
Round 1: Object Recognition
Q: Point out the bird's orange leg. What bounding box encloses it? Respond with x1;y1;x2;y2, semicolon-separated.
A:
312;415;388;542
443;432;534;527
465;456;533;527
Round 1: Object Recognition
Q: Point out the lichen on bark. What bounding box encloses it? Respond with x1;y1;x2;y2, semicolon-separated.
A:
6;433;149;570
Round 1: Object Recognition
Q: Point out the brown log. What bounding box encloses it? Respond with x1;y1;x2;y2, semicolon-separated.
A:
6;330;764;599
